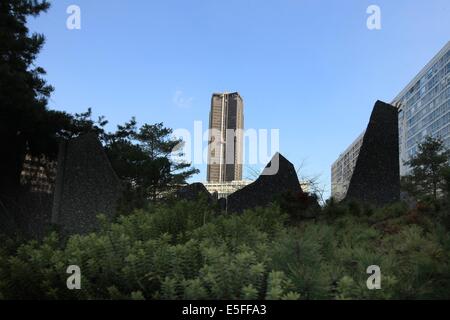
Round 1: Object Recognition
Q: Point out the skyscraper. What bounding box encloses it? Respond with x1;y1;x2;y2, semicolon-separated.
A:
207;92;244;183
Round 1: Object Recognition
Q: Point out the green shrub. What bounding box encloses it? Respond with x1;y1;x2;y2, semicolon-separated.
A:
0;200;449;299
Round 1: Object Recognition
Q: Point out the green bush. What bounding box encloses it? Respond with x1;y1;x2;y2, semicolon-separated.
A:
0;200;449;300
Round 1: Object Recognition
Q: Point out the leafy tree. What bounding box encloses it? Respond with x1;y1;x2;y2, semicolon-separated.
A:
0;0;196;211
100;121;198;209
130;123;198;202
402;136;450;201
72;113;199;209
442;167;450;200
0;0;51;193
0;0;87;195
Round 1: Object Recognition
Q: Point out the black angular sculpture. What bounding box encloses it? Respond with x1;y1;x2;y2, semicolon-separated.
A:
227;153;303;213
51;133;123;234
175;182;214;203
345;100;400;206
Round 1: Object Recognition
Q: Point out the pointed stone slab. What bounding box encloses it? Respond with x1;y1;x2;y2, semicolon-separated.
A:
345;100;400;206
176;182;214;203
227;153;303;213
51;133;122;234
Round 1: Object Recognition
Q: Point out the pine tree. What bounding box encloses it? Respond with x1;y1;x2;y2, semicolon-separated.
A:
402;136;450;201
1;0;49;191
104;122;199;208
134;123;199;201
0;0;70;193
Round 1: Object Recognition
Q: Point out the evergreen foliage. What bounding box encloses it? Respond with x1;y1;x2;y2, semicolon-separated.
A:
402;136;450;201
0;1;198;206
0;0;55;193
1;199;449;300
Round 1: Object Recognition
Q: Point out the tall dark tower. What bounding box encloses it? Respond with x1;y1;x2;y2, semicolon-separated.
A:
207;92;244;183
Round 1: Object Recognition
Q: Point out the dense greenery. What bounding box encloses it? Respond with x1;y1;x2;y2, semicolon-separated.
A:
1;1;450;301
1;198;449;300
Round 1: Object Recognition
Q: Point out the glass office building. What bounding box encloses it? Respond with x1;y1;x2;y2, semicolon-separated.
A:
393;41;450;175
331;131;365;201
207;92;244;183
331;41;450;200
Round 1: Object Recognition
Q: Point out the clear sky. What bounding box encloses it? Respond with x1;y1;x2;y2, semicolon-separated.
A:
28;0;450;197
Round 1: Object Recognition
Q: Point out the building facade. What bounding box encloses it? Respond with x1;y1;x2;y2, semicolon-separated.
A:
331;41;450;200
207;92;244;183
393;41;450;176
331;131;365;201
20;154;57;194
204;180;251;199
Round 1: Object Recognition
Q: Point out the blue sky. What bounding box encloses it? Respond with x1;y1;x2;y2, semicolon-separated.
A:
28;0;450;196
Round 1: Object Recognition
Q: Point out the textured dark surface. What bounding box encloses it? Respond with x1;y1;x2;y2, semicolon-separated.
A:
227;153;302;213
345;100;400;206
0;192;53;239
51;133;122;235
18;192;53;239
218;198;227;211
175;182;214;202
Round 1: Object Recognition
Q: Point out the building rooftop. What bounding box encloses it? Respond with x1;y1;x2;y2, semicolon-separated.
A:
392;41;450;104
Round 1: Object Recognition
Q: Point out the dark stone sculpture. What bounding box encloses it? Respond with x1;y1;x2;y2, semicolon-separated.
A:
217;197;227;211
51;133;123;235
175;182;214;202
345;100;400;206
227;153;303;213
